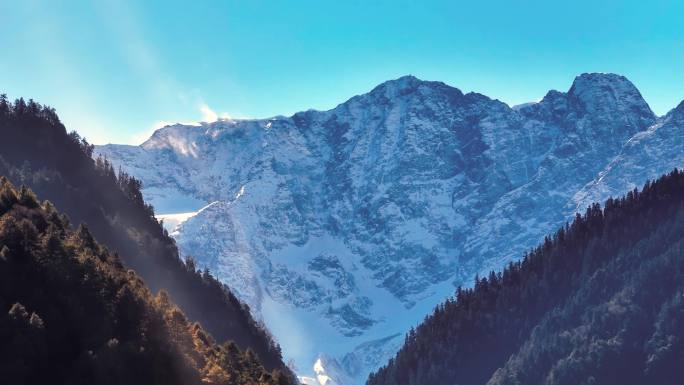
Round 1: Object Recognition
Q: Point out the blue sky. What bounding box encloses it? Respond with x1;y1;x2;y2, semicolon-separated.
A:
1;0;683;144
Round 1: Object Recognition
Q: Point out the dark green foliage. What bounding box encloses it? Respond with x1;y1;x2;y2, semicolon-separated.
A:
368;169;684;385
0;96;291;377
0;179;291;385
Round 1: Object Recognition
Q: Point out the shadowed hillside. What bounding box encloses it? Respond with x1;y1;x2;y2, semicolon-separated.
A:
0;178;291;385
0;94;293;379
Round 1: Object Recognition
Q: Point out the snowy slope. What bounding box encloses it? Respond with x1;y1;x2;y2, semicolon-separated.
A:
96;73;682;385
570;100;684;213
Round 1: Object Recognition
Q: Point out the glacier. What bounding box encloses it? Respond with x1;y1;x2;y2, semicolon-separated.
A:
96;73;683;385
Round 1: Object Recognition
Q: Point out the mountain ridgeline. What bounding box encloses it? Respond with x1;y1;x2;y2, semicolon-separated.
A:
367;169;684;385
97;72;684;382
0;178;289;385
0;95;295;381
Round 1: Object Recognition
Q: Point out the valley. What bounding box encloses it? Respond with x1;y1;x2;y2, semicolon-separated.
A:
97;73;684;384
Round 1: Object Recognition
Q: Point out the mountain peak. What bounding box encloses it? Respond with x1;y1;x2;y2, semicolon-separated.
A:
569;73;638;98
384;74;421;86
572;72;632;86
141;123;206;156
568;73;653;117
369;75;423;95
368;75;461;99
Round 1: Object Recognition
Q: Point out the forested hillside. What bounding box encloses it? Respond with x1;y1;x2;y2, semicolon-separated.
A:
368;169;684;385
0;178;290;385
0;95;292;377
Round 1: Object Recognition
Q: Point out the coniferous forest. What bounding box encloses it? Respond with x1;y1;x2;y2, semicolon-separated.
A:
0;177;289;385
0;96;296;384
367;169;684;385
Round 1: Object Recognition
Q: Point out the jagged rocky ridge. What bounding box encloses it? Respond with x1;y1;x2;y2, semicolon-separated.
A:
97;73;683;384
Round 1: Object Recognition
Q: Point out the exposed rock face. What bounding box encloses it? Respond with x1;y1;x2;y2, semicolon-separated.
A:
570;99;684;214
97;73;682;385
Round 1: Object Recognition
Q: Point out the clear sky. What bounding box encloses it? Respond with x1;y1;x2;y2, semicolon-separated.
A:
1;0;683;144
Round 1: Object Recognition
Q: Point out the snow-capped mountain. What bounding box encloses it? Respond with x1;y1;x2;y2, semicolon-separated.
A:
95;73;683;385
